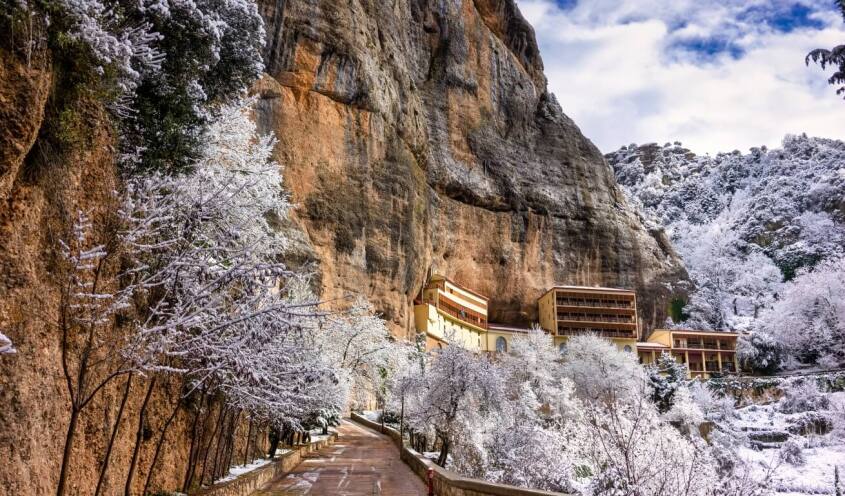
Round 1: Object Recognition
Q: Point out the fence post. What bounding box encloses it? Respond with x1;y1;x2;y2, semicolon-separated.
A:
427;467;434;496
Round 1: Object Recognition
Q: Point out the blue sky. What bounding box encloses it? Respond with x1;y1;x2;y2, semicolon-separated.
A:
516;0;845;153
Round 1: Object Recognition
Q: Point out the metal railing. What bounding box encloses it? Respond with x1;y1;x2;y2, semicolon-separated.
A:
556;299;633;309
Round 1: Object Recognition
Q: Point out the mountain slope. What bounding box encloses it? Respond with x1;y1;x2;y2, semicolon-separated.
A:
606;135;845;332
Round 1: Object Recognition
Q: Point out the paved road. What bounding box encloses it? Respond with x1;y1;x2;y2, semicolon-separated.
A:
253;420;427;495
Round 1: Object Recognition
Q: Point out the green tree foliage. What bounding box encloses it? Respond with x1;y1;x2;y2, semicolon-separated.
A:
806;1;845;98
647;351;688;413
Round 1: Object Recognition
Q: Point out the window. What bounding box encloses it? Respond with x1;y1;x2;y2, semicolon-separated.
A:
496;336;507;353
623;345;632;353
559;342;567;354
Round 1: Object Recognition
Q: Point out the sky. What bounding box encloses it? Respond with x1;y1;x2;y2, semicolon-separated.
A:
515;0;845;154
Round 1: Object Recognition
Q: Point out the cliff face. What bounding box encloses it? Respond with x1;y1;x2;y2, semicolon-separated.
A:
0;44;198;494
255;0;687;335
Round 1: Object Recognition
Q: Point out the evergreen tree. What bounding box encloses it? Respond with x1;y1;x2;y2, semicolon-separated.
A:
806;1;845;99
648;351;688;413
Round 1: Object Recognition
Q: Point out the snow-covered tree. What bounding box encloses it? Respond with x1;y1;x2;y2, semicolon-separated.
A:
607;136;845;340
647;351;688;413
561;335;646;404
484;328;579;493
577;386;717;496
405;341;504;467
116;99;358;436
316;297;397;411
5;0;266;172
687;382;735;422
756;257;845;367
806;2;845;99
737;331;784;374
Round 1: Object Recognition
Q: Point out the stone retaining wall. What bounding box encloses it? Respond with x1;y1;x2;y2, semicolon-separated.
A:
350;413;570;496
189;433;337;496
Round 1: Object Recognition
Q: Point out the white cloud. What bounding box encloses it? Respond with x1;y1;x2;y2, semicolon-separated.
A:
517;0;845;153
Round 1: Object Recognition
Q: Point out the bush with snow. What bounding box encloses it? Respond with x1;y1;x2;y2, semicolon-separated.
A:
779;439;805;466
778;380;831;414
688;381;735;421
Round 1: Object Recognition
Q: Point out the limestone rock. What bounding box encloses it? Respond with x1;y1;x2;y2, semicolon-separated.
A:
254;0;687;338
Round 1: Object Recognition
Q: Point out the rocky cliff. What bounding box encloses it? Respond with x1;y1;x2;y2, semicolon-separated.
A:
254;0;687;335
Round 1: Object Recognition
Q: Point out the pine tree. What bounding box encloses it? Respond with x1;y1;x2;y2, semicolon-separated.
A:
806;1;845;99
648;351;688;413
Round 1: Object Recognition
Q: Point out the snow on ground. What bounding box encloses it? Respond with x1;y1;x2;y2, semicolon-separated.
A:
739;444;845;495
309;428;333;443
214;458;273;484
362;410;380;422
730;391;845;495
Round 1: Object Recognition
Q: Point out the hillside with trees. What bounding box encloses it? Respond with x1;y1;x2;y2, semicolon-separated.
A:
606;136;845;371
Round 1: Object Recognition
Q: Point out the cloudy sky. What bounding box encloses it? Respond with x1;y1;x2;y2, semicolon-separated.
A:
515;0;845;153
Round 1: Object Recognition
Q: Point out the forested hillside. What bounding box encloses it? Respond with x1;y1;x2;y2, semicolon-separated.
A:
607;136;845;370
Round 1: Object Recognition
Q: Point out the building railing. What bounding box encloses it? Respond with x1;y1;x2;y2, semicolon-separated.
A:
436;299;488;330
558;314;635;324
555;298;633;309
675;341;737;351
556;328;636;339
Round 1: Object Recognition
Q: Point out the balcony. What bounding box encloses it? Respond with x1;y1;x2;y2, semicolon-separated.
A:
557;313;635;324
436;299;487;330
555;298;633;309
674;340;736;351
556;328;636;339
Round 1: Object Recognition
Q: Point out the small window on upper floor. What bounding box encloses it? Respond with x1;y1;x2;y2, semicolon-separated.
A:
623;345;633;353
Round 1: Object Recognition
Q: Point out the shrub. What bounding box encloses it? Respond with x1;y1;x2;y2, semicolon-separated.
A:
778;380;830;414
779;439;805;466
786;412;834;436
380;410;401;424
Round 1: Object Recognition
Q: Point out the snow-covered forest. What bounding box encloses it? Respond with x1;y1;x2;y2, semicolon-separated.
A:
607;136;845;372
383;330;845;495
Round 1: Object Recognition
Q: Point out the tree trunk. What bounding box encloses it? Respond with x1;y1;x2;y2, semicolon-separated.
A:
141;396;181;496
124;377;156;496
221;412;239;478
55;407;80;496
94;374;133;496
399;395;405;447
210;409;232;482
243;418;254;465
182;392;209;492
267;426;280;460
199;405;227;486
436;436;450;467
